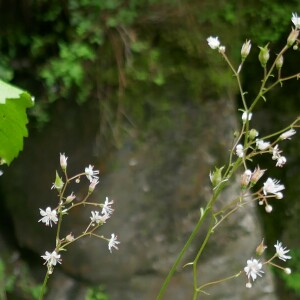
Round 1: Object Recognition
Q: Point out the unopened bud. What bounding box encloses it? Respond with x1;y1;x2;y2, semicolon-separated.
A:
265;204;273;213
250;166;266;186
218;45;226;54
89;178;99;193
258;44;270;67
65;192;76;204
284;268;292;275
256;239;267;256
241;40;251;60
276;55;284;69
241;169;252;189
209;167;224;187
60;153;68;171
249;129;259;140
66;233;75;242
287;28;299;47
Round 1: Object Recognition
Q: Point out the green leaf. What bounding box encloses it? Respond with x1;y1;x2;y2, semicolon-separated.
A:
0;80;34;165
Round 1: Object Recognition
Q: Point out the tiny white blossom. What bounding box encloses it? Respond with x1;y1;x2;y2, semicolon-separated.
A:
207;36;220;49
292;13;300;29
272;145;282;160
276;156;287;167
85;165;99;182
244;258;264;282
41;251;62;266
108;233;120;253
274;241;291;261
236;144;244;158
90;211;109;224
0;170;3;176
263;178;285;196
256;139;270;151
275;192;283;199
242;111;252;122
280;129;296;140
39;207;58;227
102;197;114;216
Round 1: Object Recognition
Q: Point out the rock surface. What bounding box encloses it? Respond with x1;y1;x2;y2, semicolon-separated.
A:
0;97;277;299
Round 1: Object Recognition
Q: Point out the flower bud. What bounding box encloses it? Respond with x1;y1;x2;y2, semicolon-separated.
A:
258;44;270;67
287;28;299;47
89;178;99;193
241;169;252;189
275;55;284;69
265;204;273;213
284;268;292;275
218;45;226;54
241;40;251;60
209;167;224;187
250;166;266;186
65;192;76;204
249;129;259;140
51;171;64;191
256;239;267;256
66;233;75;242
60;153;68;171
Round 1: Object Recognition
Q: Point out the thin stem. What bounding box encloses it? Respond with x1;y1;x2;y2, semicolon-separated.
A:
156;207;212;300
192;218;214;300
39;271;49;300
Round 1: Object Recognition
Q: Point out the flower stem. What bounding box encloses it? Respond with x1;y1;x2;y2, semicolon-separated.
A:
156;207;212;300
39;271;49;300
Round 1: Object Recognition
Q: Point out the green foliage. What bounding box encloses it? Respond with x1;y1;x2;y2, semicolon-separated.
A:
0;0;298;137
0;258;42;300
279;249;300;295
85;285;109;300
0;80;33;165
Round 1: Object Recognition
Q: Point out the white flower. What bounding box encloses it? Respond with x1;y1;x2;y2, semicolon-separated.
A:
236;144;244;158
280;129;296;140
108;233;120;253
256;139;270;150
85;165;99;182
102;197;114;216
292;13;300;29
276;156;287;167
272;145;282;160
41;250;62;266
207;36;220;49
60;153;68;170
242;111;252;122
274;241;292;261
244;258;264;282
263;178;285;196
39;207;58;227
90;211;109;224
0;170;3;176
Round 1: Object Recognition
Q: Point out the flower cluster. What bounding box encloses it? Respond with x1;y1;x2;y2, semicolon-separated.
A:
206;12;298;295
39;153;120;276
244;240;291;288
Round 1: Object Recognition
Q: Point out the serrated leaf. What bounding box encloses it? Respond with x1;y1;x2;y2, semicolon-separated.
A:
0;80;34;165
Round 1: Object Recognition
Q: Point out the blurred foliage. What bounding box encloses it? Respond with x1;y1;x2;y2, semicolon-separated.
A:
0;258;42;300
279;249;300;296
0;0;297;135
85;285;109;300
